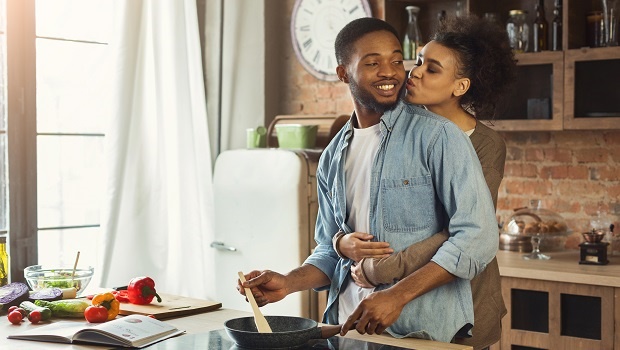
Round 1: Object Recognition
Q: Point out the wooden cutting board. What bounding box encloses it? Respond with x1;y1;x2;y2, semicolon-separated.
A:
118;293;222;319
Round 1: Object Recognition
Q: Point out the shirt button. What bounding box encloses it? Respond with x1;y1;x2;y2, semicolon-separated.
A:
342;265;348;269
403;180;409;185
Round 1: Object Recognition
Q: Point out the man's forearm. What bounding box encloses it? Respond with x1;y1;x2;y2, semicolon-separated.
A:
386;261;456;303
284;264;331;294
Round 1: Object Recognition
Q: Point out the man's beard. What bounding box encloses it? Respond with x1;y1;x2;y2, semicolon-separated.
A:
349;78;402;114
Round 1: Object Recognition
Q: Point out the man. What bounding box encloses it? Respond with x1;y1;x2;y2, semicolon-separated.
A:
238;17;498;343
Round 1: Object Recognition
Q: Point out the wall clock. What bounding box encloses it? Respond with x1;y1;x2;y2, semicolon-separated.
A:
291;0;372;81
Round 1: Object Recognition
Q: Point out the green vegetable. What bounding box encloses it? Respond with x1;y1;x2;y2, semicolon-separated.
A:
19;300;52;321
34;299;89;318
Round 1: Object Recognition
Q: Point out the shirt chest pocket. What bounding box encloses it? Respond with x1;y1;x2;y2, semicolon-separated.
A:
381;175;436;232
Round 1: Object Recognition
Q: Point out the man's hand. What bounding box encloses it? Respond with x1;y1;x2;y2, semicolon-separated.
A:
237;270;290;307
340;289;407;336
350;260;374;288
339;232;393;263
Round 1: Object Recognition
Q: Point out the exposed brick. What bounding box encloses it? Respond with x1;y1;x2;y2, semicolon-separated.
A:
504;163;522;177
316;85;332;99
525;148;545;161
610;147;620;162
566;165;589;179
545;148;572;162
591;166;620;181
540;165;590;180
553;131;600;145
503;132;551;145
603;131;620;145
505;147;523;161
574;148;609;163
522;163;538;177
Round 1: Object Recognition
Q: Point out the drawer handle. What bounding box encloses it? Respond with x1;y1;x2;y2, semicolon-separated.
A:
210;241;237;252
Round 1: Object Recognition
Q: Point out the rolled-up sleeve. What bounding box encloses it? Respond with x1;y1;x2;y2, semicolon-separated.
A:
302;166;340;290
429;124;499;279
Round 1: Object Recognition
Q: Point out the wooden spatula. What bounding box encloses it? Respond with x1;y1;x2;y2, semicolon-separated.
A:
238;271;273;333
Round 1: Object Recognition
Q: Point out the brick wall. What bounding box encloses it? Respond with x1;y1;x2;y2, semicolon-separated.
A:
498;131;620;236
277;2;619;242
280;54;620;238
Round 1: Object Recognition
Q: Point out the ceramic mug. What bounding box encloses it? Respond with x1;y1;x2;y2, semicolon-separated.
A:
246;126;267;148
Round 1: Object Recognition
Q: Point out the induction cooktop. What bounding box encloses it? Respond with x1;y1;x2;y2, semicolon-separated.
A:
141;328;414;350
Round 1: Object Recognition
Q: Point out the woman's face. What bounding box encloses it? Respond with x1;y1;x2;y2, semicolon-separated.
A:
405;40;467;111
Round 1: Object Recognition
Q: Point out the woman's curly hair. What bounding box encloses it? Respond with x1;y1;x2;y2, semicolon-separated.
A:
433;15;517;119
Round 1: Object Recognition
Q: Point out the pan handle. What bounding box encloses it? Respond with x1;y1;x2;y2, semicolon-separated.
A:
319;324;343;339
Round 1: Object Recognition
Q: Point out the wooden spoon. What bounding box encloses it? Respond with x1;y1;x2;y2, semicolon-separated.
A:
238;271;273;333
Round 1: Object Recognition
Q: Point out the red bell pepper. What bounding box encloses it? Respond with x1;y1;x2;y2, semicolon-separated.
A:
111;290;130;303
127;276;162;305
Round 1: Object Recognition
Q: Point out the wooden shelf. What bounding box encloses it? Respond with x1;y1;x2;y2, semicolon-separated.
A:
371;0;620;131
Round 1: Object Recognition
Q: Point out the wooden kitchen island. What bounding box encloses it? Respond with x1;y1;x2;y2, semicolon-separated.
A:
1;306;472;350
496;250;620;350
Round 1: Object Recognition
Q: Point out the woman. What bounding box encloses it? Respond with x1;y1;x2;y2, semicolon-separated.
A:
335;15;517;350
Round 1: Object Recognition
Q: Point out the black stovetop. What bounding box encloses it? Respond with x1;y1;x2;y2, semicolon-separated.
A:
143;329;414;350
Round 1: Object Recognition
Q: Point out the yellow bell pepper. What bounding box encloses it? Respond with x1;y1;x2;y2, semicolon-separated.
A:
91;292;120;321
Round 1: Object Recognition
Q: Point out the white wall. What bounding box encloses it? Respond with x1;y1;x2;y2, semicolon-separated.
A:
204;0;266;159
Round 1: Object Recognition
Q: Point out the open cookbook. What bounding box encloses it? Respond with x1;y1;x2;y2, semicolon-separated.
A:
8;314;185;348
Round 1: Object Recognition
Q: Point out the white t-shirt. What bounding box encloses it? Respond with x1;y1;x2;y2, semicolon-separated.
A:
338;123;382;323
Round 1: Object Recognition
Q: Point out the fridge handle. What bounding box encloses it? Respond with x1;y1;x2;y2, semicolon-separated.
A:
210;241;237;252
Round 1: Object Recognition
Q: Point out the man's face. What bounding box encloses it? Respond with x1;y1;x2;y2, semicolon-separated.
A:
341;31;406;114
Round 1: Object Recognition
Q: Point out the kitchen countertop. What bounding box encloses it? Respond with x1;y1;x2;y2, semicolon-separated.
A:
496;249;620;287
1;306;472;350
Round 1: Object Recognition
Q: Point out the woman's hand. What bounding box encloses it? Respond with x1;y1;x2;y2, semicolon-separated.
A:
339;232;393;263
351;260;374;288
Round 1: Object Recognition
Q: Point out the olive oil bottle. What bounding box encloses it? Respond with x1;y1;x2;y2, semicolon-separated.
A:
533;0;549;51
0;236;8;286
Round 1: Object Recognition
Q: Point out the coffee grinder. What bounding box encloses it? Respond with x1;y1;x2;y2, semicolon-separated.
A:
579;229;609;265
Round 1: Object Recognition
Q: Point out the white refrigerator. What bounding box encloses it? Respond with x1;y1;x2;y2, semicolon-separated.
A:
211;149;321;320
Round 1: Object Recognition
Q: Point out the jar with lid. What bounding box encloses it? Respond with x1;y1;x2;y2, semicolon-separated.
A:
402;6;422;60
506;10;529;53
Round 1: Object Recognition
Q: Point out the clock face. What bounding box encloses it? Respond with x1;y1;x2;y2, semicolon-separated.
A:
291;0;372;81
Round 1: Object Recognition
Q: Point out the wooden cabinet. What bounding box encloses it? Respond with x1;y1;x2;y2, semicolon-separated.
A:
496;250;620;349
371;0;620;130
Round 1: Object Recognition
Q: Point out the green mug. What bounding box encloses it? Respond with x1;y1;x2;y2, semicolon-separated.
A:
246;126;267;148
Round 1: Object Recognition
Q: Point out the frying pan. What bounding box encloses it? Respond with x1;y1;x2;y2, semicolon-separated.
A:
225;315;342;349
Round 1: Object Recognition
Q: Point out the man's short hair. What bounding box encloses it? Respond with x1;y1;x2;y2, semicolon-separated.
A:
335;17;400;66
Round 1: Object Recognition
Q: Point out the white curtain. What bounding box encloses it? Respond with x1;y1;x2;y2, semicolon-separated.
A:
97;0;216;299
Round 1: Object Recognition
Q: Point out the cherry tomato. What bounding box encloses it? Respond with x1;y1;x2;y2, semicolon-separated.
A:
27;310;42;324
7;306;18;314
15;307;28;318
84;305;108;323
7;310;23;325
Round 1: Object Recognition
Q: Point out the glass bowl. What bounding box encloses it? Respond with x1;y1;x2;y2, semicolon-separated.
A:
24;265;94;296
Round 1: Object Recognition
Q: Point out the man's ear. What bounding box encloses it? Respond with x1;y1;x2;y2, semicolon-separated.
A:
336;65;349;83
453;77;470;97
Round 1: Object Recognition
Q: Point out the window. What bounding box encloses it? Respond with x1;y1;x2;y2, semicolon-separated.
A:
4;0;113;280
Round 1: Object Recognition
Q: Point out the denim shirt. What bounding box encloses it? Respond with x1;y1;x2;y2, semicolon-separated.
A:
303;101;498;343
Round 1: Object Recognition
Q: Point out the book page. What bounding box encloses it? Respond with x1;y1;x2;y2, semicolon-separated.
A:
73;314;181;347
7;321;96;343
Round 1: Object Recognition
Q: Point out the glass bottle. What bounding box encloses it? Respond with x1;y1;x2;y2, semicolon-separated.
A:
0;236;8;286
402;6;422;60
552;0;562;50
533;0;549;51
507;10;530;53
